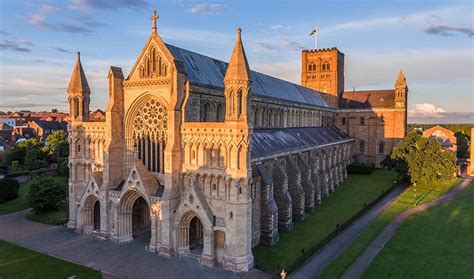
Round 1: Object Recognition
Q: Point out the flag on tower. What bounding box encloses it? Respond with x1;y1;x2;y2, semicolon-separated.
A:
309;27;317;36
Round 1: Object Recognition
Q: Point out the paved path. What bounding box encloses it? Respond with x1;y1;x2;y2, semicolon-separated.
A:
291;183;407;279
341;176;473;279
0;210;269;279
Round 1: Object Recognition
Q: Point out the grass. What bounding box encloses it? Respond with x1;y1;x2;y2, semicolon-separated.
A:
319;178;461;279
26;204;69;225
253;170;398;274
0;240;101;279
0;182;31;215
363;192;474;278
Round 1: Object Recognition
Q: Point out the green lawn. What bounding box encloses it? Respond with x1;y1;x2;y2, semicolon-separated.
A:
363;193;474;278
0;240;101;279
253;170;398;274
319;178;461;279
26;204;69;225
0;182;31;215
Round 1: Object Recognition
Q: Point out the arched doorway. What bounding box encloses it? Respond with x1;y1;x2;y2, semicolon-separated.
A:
189;216;203;255
81;195;100;233
132;196;150;237
116;190;151;243
93;200;100;231
177;212;204;256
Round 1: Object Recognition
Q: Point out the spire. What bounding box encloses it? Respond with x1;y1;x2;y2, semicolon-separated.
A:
67;52;90;94
224;27;251;82
395;70;407;88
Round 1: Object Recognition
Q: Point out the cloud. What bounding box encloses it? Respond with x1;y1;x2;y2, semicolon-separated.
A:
190;3;226;16
320;6;471;37
424;25;474;37
27;4;61;27
408;103;473;123
0;39;34;52
409;103;446;118
270;24;290;31
55;47;71;53
0;31;9;36
70;0;149;10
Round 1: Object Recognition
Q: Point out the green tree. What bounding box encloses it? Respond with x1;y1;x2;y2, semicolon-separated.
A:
46;131;69;159
28;177;67;214
390;131;456;185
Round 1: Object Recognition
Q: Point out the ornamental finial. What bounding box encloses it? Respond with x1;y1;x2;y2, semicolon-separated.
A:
150;10;159;33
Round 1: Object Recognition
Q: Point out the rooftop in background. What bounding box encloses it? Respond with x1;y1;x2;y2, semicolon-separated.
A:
339;90;396;109
165;44;329;108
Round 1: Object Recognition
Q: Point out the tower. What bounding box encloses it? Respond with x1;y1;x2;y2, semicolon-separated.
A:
67;52;90;122
301;48;344;108
224;27;252;123
394;70;408;109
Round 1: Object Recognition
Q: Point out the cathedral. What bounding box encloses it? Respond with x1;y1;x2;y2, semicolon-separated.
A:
66;11;407;272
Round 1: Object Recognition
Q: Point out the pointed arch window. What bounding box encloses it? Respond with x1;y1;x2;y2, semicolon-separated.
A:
379;142;385;154
359;140;365;153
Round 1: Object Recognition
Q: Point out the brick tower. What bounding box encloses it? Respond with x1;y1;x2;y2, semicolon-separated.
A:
301;48;344;108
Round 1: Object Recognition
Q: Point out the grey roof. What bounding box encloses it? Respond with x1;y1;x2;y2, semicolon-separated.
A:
165;44;329;108
33;120;67;130
251;127;351;159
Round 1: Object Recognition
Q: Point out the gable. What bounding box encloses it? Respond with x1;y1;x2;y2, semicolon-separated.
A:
127;33;175;81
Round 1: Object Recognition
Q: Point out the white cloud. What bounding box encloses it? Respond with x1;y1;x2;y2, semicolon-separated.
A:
190;3;225;16
320;5;470;36
409;103;446;118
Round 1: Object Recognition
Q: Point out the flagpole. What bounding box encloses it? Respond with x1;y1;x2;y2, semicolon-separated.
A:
314;29;317;50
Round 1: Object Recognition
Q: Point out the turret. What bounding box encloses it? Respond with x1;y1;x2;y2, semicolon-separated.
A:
67;52;90;122
394;70;408;108
224;27;252;123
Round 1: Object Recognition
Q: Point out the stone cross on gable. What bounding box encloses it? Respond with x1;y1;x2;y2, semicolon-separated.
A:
150;10;159;33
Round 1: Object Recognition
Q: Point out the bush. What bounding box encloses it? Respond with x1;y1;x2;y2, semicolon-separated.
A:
347;163;375;175
28;177;67;214
58;158;69;177
0;178;20;202
11;160;19;172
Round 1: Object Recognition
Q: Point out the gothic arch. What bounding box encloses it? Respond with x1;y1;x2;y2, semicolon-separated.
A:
117;188;151;240
125;93;169;173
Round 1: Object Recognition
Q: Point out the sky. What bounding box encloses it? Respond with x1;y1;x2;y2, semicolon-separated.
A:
0;0;473;124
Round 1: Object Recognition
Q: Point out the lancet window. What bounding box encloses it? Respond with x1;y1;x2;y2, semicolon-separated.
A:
139;46;168;78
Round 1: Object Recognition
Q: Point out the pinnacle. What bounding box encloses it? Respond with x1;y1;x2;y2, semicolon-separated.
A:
395;69;407;87
224;27;251;82
67;51;91;94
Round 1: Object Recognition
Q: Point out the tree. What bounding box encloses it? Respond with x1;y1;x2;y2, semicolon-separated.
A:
390;131;456;185
46;130;69;159
28;177;67;214
0;178;20;202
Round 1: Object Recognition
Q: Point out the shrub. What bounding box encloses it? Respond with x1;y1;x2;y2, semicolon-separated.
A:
28;177;67;214
0;178;20;202
58;158;69;177
347;163;375;175
11;160;19;172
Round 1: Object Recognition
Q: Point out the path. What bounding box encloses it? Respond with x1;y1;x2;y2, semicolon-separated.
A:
0;210;269;279
341;176;472;279
291;183;407;279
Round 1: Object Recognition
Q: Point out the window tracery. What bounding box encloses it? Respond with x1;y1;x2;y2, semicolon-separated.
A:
132;98;168;172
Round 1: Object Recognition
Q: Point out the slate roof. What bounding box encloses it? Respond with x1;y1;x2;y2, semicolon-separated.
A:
165;44;329;108
33;120;67;130
339;90;395;109
251;126;352;159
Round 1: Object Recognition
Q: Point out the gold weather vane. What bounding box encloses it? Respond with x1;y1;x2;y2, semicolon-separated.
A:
150;10;159;33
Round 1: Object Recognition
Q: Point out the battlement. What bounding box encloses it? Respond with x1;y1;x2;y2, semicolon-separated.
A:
302;47;343;55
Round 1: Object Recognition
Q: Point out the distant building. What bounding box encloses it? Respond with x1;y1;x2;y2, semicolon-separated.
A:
11;126;36;143
422;125;457;154
28;120;67;139
302;48;408;166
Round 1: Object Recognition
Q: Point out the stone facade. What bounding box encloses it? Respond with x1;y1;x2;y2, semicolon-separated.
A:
301;48;408;166
67;11;404;273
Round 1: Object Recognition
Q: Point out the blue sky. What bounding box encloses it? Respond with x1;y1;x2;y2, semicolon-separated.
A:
0;0;472;123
